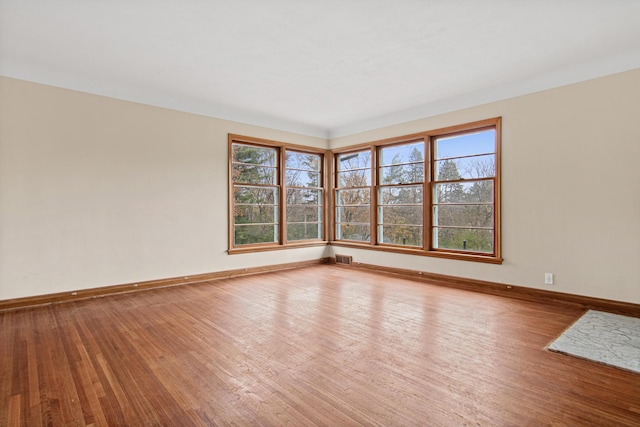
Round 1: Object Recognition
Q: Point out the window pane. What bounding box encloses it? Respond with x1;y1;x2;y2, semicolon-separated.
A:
337;206;370;223
336;189;371;205
287;205;321;222
286;170;320;187
287;223;322;241
234;186;278;204
380;163;424;184
378;225;422;246
433;205;493;228
378;206;423;225
285;151;324;243
336;224;370;242
337;170;371;187
285;151;321;171
433;228;493;253
233;184;279;246
232;144;276;166
379;141;424;165
234;205;278;225
379;186;423;205
286;188;321;205
433;181;493;204
434;154;495;181
434;129;495;160
337;151;371;171
234;224;278;245
232;164;277;184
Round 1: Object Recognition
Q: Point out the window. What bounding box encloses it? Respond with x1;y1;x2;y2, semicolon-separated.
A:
432;129;496;254
229;119;500;262
229;135;326;252
285;151;323;241
335;150;372;242
332;118;501;263
231;143;279;246
378;140;425;247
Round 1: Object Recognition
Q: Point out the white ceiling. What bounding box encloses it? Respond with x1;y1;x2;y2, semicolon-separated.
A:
2;0;640;138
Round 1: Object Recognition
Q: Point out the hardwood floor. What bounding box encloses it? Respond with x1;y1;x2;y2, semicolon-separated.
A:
1;265;639;426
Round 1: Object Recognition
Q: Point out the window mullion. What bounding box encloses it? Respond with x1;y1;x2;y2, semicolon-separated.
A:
279;147;285;245
425;135;433;252
371;146;378;246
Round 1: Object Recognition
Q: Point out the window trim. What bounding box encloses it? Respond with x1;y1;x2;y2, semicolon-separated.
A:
228;134;329;254
330;117;502;264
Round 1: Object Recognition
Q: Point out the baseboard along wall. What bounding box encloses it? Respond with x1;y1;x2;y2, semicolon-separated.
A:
2;256;639;317
338;260;640;317
0;258;330;312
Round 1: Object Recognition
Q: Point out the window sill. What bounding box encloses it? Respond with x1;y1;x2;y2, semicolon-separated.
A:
228;241;329;255
228;240;502;265
330;241;503;264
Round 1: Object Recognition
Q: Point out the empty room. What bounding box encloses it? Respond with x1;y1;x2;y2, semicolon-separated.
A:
1;1;639;426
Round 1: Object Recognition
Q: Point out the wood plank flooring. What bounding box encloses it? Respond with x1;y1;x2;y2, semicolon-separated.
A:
1;265;639;426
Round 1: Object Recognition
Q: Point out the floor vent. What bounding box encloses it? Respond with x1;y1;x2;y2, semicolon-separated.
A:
335;254;353;265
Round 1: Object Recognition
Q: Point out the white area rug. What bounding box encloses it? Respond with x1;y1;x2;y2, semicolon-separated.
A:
548;310;640;374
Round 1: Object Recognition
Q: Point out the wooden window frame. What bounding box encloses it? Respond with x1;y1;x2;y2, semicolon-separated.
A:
228;135;329;254
330;118;502;264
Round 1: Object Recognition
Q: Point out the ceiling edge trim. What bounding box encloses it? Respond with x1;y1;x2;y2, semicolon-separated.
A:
0;67;330;139
327;49;640;140
2;49;639;141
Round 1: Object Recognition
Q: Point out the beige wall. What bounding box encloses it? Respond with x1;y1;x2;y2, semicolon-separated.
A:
1;69;639;303
0;77;329;300
331;68;640;304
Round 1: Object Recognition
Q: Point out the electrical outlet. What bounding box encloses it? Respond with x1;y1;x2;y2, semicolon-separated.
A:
544;273;554;285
